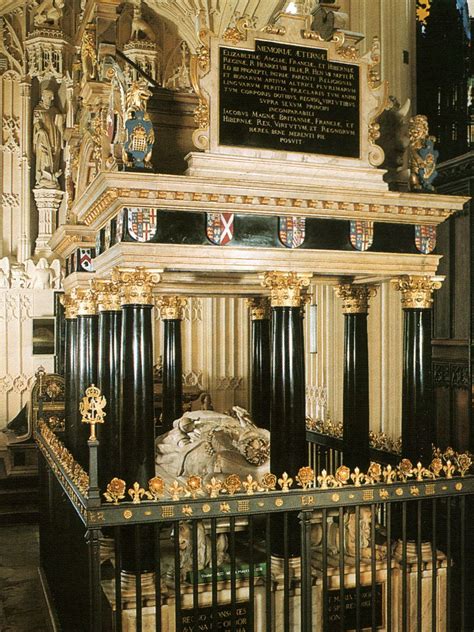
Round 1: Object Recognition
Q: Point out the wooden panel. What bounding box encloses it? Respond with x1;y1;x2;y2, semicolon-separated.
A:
453;211;470;339
433;218;451;339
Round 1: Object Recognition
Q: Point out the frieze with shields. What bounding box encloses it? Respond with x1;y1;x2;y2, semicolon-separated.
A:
279;216;306;249
206;212;235;246
78;248;95;273
127;207;158;242
415;225;436;254
350;220;374;251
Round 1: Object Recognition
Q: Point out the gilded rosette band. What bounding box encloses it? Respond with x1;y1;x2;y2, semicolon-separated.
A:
392;275;443;309
112;266;161;306
261;271;312;307
334;284;377;314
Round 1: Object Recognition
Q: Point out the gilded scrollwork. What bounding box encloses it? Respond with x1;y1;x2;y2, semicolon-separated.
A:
261;271;311;308
392;275;443;309
112;266;161;306
334;284;377;314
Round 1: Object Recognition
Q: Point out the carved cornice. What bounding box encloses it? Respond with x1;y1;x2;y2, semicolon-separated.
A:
156;295;188;320
92;279;121;312
112;267;161;306
262;271;311;307
245;297;271;320
73;286;97;316
392;275;443;309
334;284;377;314
60;292;78;319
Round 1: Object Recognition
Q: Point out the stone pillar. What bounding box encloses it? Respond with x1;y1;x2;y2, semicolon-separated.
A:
18;77;32;263
33;188;64;258
246;297;271;430
74;287;98;469
156;296;187;432
335;284;376;471
262;271;311;558
61;292;78;453
113;267;160;574
94;280;122;493
393;276;443;464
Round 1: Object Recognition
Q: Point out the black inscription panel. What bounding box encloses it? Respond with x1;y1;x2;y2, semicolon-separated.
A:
180;601;250;631
327;585;383;630
219;41;360;157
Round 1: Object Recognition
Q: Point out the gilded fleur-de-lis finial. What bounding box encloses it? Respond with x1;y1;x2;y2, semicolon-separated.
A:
79;384;106;440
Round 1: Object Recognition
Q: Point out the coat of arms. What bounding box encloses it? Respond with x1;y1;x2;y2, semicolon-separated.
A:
122;80;154;170
79;248;94;272
415;225;436;254
206;213;234;245
279;217;306;248
127;207;158;242
350;220;374;251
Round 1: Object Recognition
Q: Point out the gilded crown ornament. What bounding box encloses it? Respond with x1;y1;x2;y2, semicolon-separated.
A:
334;284;377;314
73;286;97;316
79;384;106;441
245;297;271;320
60;292;78;319
392;275;443;309
156;295;188;320
92;279;121;312
112;266;161;305
262;271;312;307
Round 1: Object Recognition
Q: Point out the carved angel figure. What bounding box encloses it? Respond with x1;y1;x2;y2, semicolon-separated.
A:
33;87;64;189
408;114;439;192
34;0;65;27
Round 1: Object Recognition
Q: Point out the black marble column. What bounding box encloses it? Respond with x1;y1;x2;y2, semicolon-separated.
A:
62;294;78;453
394;276;442;464
74;289;98;469
96;281;122;493
336;285;374;471
247;298;271;430
158;297;187;432
264;272;310;558
115;268;159;574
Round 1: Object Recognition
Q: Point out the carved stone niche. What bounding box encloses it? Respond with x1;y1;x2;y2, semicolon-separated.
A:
25;29;74;82
123;40;162;83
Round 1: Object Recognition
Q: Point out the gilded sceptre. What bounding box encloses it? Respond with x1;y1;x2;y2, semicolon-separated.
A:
80;384;106;505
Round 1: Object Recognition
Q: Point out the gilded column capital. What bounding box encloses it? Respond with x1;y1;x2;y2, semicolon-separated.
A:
112;266;161;306
92;279;121;312
72;287;97;316
245;297;271;320
60;292;78;319
156;296;188;320
392;275;443;309
334;284;377;314
261;272;312;307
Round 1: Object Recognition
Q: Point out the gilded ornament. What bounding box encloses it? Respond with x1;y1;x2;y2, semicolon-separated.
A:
368;122;381;144
331;493;340;502
112;266;161;305
243;475;259;495
245;297;270;321
430;457;443;477
202;503;211;513
351;468;365;487
186;475;203;499
220;502;230;513
92;279;121;312
278;472;293;492
156;295;188;320
334;284;377;314
182;505;193;516
457;453;472;477
379;488;389;500
408;114;439;191
79;384;106;441
397;458;414;482
123;509;133;520
413;462;430;482
224;474;241;496
193;99;210;131
148;476;165;500
260;473;277;492
262;271;311;307
168;481;185;501
296;466;315;490
73;287;97;316
455;482;463;491
206;477;223;498
392;276;443;309
103;477;126;504
317;470;334;489
410;486;420;496
81;25;97;81
443;460;455;479
275;498;284;507
128;482;147;504
60;292;78;319
416;0;431;25
334;465;351;486
395;488;404;496
367;462;382;484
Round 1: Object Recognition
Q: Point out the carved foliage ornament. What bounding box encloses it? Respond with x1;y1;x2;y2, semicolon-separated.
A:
60;292;78;319
71;286;97;316
156;295;188;320
334;284;377;314
245;297;270;321
92;279;121;312
112;266;161;305
392;275;443;309
262;271;311;307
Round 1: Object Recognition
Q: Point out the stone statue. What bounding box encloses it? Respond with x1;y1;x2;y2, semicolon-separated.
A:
33;87;64;189
178;521;228;581
33;0;65;28
155;408;270;481
408;114;439;192
130;0;156;42
311;2;348;40
376;96;411;188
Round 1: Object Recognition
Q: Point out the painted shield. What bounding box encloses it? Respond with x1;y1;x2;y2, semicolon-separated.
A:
95;231;102;257
415;225;436;254
350;220;374;251
79;248;94;272
127;207;158;242
104;222;112;250
418;138;439;191
115;209;124;244
279;217;306;249
206;213;234;246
